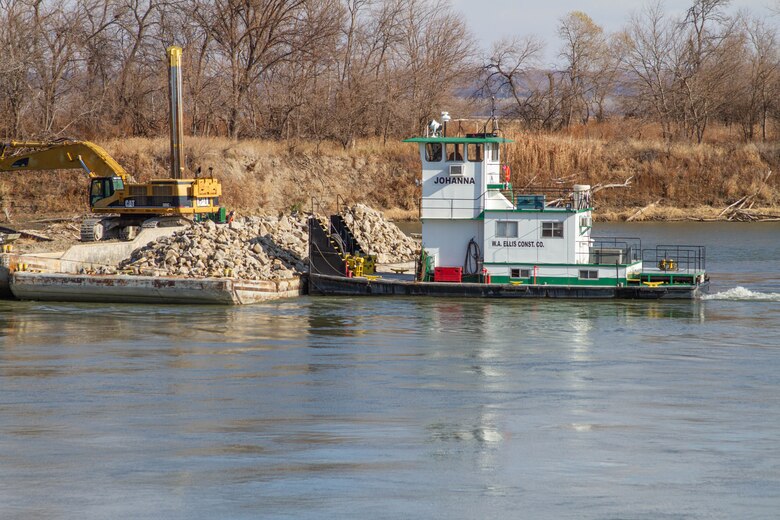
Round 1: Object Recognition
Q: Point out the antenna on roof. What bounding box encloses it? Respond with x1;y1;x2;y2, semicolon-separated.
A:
441;111;451;137
490;96;499;135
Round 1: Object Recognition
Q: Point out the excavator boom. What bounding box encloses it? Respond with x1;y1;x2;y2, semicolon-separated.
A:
0;140;129;181
0;47;226;242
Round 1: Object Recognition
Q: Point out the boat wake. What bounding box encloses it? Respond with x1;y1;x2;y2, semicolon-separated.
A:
702;286;780;301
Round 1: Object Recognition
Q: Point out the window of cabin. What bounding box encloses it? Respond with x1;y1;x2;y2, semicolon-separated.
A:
446;143;463;162
511;268;531;278
496;221;518;238
467;143;483;162
579;270;599;280
541;221;564;238
425;143;442;162
485;143;499;163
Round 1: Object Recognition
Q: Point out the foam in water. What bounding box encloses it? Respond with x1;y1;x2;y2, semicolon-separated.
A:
702;286;780;301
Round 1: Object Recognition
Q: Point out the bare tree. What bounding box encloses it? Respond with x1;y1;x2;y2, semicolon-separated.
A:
28;0;84;135
557;11;608;126
676;0;739;142
0;0;36;137
193;0;307;138
620;2;682;139
398;0;476;134
480;36;548;127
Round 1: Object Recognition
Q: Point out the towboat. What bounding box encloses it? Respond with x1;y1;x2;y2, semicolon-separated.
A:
308;115;709;299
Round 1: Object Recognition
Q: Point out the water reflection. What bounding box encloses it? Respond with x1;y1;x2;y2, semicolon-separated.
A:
0;291;778;518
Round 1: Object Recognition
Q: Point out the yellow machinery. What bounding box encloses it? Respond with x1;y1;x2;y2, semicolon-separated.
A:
0;46;225;242
0;139;223;241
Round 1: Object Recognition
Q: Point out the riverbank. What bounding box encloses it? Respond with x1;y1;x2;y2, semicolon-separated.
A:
1;131;778;222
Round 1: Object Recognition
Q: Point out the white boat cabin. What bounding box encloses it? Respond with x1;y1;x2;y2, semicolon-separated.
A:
404;128;642;285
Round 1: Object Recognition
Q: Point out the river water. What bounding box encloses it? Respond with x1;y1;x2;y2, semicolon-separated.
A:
1;223;778;519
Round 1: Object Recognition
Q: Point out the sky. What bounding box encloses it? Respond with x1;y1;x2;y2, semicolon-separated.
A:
449;0;779;65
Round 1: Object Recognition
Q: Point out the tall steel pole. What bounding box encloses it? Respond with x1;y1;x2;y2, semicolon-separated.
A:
167;46;185;179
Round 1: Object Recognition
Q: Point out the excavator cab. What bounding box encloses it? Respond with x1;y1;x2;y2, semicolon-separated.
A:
89;176;124;207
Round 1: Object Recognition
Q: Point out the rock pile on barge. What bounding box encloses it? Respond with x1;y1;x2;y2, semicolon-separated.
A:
340;204;417;263
117;214;309;280
110;206;416;280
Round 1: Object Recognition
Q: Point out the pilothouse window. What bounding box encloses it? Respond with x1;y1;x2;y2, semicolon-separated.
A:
486;143;499;163
467;143;482;162
446;143;463;161
425;143;442;162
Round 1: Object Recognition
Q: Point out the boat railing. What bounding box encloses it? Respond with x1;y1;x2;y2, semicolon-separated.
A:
588;236;642;264
420;191;494;219
641;245;706;272
420;186;592;219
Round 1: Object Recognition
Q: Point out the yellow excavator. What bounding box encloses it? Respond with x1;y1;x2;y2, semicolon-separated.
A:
0;46;226;242
0;139;223;241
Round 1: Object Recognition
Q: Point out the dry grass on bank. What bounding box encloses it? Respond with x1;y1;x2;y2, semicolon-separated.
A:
1;125;779;223
502;129;779;212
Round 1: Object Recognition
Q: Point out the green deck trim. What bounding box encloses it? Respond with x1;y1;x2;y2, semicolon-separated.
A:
487;183;513;190
483;261;642;268
484;207;593;214
404;136;514;144
489;275;625;286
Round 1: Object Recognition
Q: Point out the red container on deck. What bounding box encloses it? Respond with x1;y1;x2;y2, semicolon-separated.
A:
434;266;463;283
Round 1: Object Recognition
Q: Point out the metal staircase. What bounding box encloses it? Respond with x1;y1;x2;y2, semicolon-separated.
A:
308;216;347;277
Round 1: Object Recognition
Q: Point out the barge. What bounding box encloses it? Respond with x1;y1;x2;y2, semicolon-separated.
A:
309;114;709;299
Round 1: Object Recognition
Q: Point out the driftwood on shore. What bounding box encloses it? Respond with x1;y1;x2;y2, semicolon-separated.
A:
592;176;634;195
626;199;662;222
705;170;776;222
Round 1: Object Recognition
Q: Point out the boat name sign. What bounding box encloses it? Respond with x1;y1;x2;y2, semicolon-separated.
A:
492;240;545;248
433;176;476;185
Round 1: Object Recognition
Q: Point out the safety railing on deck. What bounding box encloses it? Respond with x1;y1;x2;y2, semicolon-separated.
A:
642;245;706;272
586;236;642;265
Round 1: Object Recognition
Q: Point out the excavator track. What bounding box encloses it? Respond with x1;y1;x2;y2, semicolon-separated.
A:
141;216;192;229
80;218;101;242
80;217;114;242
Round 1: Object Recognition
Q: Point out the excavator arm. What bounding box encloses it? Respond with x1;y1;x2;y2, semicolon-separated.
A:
0;140;129;182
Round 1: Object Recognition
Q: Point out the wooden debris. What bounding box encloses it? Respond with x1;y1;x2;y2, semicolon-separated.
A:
592;176;634;194
18;229;53;241
719;169;773;222
626;199;661;222
30;217;79;224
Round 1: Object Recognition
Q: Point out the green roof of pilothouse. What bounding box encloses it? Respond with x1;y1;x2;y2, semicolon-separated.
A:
403;136;514;144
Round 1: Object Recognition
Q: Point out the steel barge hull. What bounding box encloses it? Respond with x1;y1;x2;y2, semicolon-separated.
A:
308;273;708;299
